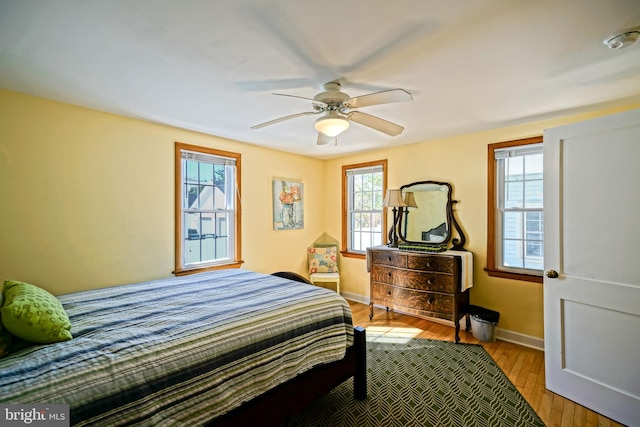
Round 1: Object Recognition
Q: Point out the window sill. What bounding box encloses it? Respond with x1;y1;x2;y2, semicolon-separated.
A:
485;268;542;283
341;251;366;260
174;260;244;276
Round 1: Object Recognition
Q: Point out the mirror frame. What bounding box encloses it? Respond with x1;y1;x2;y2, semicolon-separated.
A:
398;180;466;251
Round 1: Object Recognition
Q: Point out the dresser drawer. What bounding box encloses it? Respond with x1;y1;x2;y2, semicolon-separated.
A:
371;265;456;293
371;250;407;268
406;254;456;273
371;283;455;315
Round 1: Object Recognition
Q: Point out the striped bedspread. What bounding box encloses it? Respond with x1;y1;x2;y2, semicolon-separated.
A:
0;269;354;426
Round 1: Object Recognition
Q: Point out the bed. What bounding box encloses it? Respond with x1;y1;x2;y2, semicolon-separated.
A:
0;269;366;426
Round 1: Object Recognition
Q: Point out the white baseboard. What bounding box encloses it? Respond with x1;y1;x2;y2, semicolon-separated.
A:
341;292;544;351
341;291;368;305
495;329;544;351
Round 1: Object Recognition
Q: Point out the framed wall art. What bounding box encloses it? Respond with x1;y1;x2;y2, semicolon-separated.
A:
272;179;304;230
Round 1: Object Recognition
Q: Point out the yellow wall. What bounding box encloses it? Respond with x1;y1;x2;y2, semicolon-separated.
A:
0;89;325;294
2;87;638;339
325;104;640;338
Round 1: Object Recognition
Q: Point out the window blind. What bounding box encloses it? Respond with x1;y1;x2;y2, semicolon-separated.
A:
181;150;236;165
494;143;543;159
346;165;383;176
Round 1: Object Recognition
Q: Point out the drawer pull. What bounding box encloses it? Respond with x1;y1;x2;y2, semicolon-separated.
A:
427;297;434;305
387;291;392;296
387;272;392;278
427;279;432;286
426;262;431;268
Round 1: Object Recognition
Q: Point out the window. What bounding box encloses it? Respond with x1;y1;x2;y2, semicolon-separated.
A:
342;160;387;258
175;142;242;275
487;137;543;283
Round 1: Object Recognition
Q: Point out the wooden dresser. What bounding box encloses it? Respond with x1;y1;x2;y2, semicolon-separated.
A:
367;246;470;342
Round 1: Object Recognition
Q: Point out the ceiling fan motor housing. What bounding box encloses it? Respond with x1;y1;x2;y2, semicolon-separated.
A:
314;81;350;107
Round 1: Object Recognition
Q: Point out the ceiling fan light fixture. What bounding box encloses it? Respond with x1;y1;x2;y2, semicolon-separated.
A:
314;113;350;137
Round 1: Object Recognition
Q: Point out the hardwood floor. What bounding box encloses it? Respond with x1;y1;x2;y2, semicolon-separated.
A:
349;301;626;427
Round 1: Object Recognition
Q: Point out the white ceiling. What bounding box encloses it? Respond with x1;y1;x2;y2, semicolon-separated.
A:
1;0;639;159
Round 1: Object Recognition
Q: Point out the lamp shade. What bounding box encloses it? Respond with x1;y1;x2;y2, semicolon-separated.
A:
403;191;418;208
314;112;350;137
383;189;407;208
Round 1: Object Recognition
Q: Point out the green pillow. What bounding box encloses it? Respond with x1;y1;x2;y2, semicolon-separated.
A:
1;280;72;344
0;290;9;356
0;321;12;356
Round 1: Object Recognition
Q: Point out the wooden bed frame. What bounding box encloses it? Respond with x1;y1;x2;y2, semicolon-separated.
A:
209;326;366;427
208;272;368;426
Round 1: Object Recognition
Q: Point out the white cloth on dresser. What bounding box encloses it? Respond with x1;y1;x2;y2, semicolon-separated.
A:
444;250;474;291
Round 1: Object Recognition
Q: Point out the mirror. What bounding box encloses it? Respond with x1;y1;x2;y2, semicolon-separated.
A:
398;180;466;250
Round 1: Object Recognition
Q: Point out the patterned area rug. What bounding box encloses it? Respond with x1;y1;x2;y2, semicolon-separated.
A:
288;337;545;427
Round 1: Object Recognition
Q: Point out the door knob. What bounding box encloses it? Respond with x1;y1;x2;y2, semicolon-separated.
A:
546;270;559;279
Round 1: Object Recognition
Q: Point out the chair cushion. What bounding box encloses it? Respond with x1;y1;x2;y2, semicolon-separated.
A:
310;273;340;282
308;246;339;274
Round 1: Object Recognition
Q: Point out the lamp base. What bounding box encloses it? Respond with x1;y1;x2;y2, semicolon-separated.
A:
386;206;401;248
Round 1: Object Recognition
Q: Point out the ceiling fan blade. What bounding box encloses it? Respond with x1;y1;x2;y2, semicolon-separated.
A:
316;132;336;146
349;111;404;136
251;111;319;130
273;93;328;108
345;89;412;109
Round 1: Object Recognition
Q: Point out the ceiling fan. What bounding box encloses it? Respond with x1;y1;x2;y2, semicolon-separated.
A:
251;81;413;145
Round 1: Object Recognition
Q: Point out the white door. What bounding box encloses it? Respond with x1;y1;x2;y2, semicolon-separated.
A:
543;108;640;426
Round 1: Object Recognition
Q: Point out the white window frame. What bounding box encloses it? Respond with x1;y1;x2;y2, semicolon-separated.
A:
175;142;241;275
342;161;387;256
494;142;543;275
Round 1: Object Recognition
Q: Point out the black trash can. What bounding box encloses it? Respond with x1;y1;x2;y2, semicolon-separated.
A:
468;305;500;342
